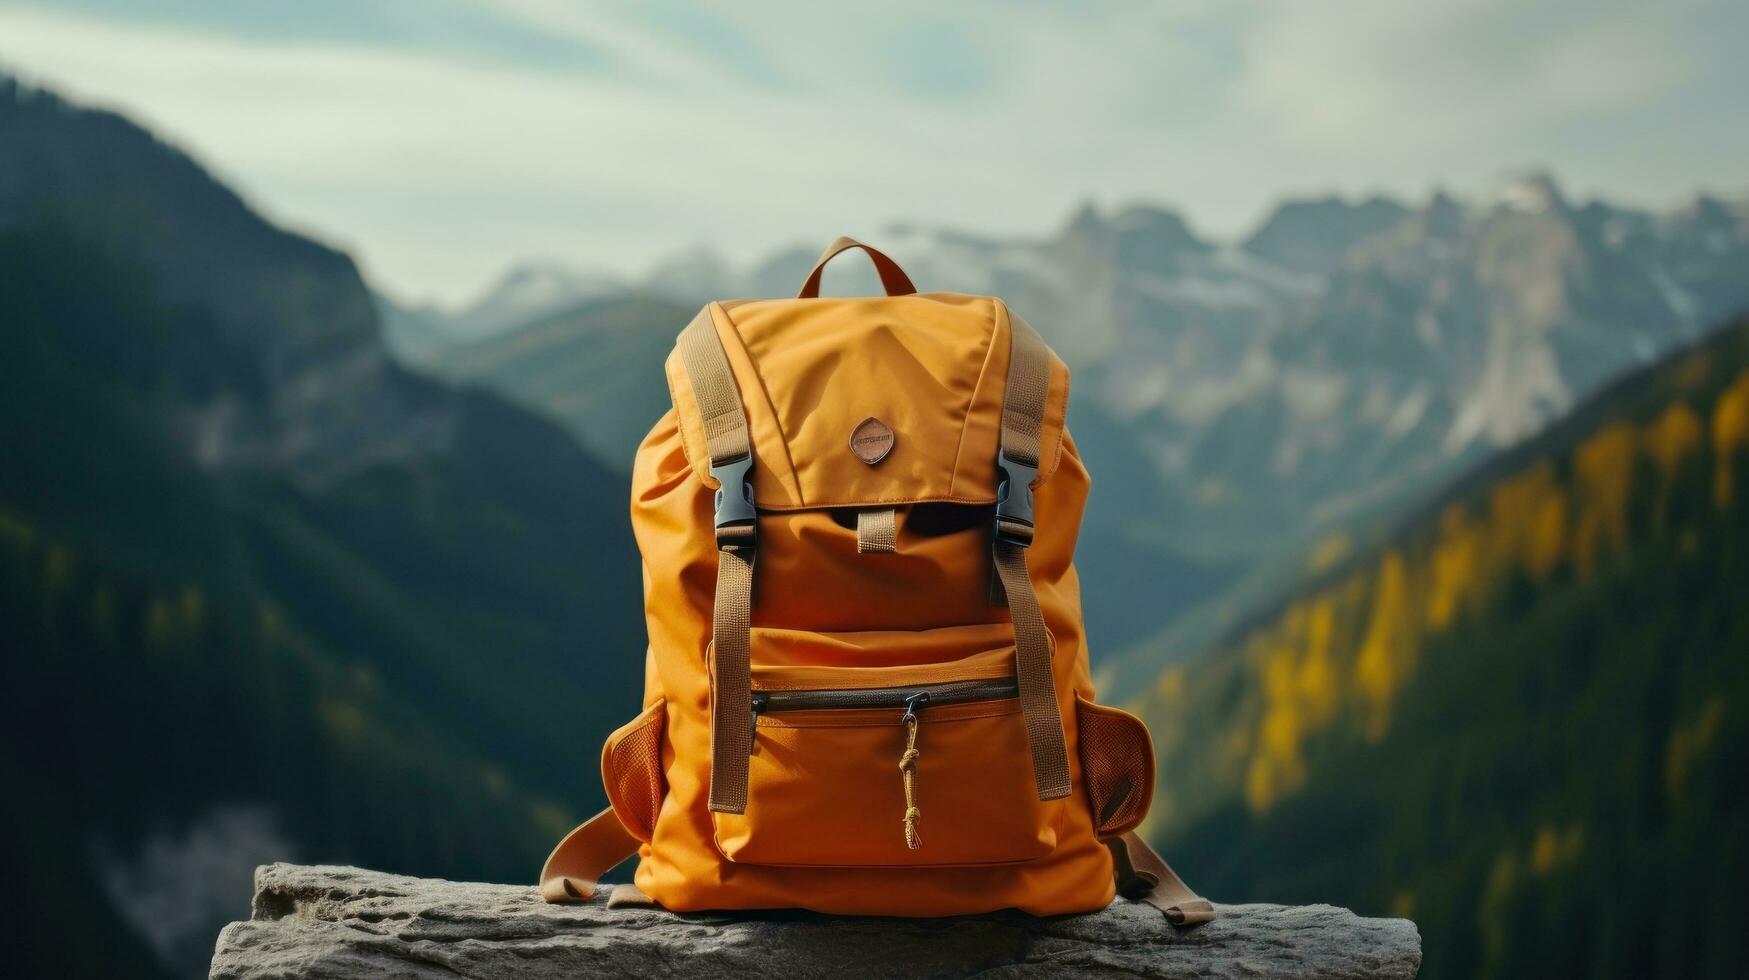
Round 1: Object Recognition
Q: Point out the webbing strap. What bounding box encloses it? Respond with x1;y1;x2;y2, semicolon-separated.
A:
856;508;897;553
999;313;1051;471
995;312;1072;802
676;308;757;815
606;883;661;909
993;541;1071;800
676;309;750;464
1108;832;1216;926
707;541;754;812
539;807;640;903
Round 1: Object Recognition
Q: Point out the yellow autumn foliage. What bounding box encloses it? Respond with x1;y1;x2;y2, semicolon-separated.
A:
1354;551;1417;738
1247;628;1307;812
1242;753;1282;815
1244;596;1347;812
1427;504;1481;629
1665;696;1726;798
1160;357;1749;827
1644;401;1704;530
1487;463;1568;581
1528;826;1562;875
1645;402;1702;485
1526;489;1568;581
1299;599;1340;725
1529;823;1585;875
1571;423;1637;576
1713;370;1749;506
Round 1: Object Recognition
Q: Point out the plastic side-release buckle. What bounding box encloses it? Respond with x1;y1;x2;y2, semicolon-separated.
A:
710;454;757;547
993;453;1037;547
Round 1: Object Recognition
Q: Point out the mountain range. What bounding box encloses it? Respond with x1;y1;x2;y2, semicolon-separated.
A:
391;178;1749;669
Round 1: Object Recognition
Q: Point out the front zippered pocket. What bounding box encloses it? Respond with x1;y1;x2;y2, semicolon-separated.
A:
750;679;1021;851
714;673;1061;868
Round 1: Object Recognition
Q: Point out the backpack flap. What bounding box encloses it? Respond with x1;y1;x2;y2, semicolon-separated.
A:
664;297;1070;511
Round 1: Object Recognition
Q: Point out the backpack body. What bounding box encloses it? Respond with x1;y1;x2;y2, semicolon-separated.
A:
550;241;1205;921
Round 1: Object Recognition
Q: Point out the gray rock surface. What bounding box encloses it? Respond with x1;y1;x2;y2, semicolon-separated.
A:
210;864;1421;979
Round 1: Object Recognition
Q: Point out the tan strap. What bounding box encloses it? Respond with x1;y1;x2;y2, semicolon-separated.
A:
993;541;1071;800
539;807;640;903
993;312;1072;802
706;542;754;812
988;312;1052;597
676;308;758;815
856;508;897;553
1107;832;1215;926
606;883;661;909
999;312;1051;471
796;236;918;299
676;308;751;466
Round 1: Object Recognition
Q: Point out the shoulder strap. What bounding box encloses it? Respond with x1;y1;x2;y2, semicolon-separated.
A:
676;306;752;466
676;307;757;814
992;312;1072;801
997;312;1052;477
539;807;639;903
1108;832;1216;925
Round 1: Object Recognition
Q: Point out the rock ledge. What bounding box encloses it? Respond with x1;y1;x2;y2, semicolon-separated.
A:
209;864;1421;979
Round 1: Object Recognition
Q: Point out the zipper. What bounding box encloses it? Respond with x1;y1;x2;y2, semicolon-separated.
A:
747;677;1018;851
749;677;1017;716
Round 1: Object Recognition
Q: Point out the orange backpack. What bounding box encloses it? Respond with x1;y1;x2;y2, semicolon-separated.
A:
540;238;1211;923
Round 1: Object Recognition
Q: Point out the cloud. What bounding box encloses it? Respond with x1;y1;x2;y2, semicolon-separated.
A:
0;1;1742;306
1238;1;1690;145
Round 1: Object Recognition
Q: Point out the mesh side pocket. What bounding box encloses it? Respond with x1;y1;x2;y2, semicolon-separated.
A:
600;700;666;842
1076;697;1155;839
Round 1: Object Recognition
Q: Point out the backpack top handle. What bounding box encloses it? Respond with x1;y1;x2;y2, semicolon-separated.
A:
796;236;917;299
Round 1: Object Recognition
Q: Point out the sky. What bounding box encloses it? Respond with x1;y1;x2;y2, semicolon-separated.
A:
1;0;1745;308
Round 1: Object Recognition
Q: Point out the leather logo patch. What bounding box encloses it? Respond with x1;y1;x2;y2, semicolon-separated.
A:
849;417;895;465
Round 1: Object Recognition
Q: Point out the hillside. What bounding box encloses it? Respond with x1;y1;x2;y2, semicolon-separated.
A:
418;293;695;463
0;78;644;977
1136;317;1749;979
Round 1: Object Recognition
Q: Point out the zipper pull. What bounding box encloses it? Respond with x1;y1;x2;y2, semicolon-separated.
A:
899;691;930;850
900;690;930;725
750;692;768;754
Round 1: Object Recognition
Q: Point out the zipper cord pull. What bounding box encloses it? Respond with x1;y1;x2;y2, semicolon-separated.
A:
899;692;930;850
